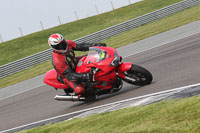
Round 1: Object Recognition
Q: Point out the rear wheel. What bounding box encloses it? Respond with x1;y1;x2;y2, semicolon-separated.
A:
64;88;76;96
123;64;153;86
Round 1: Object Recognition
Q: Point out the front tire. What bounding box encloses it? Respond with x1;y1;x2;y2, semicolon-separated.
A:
123;64;153;86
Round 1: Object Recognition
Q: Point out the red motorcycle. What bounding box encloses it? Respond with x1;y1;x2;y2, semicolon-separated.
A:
44;47;153;101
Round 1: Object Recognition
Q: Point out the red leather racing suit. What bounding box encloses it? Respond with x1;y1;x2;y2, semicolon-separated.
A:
52;40;106;95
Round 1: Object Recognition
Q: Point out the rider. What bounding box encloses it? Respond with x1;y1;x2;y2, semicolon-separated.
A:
48;33;106;96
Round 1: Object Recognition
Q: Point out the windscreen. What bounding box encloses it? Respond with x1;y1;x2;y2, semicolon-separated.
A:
85;47;108;64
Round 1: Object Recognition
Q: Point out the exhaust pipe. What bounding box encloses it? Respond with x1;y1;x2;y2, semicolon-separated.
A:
54;95;86;101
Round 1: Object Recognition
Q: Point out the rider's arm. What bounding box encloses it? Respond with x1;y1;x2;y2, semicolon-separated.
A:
73;42;107;51
63;68;89;81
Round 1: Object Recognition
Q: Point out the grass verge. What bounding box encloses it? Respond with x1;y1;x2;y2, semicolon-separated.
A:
20;95;200;133
1;4;200;89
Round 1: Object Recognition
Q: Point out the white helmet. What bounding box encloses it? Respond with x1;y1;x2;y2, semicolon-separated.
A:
48;33;68;53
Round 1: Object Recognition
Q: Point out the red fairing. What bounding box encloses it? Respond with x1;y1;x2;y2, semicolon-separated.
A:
117;62;132;78
94;70;116;89
76;47;118;89
44;69;69;89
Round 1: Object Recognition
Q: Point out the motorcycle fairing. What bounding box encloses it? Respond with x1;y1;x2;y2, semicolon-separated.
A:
43;69;69;89
117;62;133;78
76;47;119;89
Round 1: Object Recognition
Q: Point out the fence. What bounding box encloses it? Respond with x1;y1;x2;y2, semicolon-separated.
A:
0;0;199;78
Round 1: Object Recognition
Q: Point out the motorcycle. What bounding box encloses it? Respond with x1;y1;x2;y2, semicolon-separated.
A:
44;46;153;101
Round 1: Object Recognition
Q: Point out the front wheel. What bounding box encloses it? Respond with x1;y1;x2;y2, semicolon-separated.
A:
123;64;153;86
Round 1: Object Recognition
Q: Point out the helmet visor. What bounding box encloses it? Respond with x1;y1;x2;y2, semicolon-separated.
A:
51;39;67;50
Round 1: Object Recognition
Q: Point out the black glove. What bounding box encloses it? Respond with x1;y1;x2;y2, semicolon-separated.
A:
94;43;107;47
66;72;91;81
75;42;106;51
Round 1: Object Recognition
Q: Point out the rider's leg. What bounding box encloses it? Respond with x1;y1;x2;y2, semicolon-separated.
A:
63;79;85;95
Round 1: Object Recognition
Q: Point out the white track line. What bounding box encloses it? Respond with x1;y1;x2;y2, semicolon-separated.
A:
2;82;200;133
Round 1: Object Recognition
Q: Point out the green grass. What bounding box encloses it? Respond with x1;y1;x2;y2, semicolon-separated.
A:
20;95;200;133
0;0;183;66
1;4;200;89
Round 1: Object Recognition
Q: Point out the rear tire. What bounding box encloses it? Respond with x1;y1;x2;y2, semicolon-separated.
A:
123;64;153;86
64;88;76;96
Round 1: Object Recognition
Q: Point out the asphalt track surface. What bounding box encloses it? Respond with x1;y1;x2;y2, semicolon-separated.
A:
1;32;200;131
